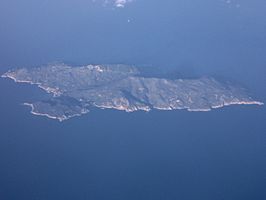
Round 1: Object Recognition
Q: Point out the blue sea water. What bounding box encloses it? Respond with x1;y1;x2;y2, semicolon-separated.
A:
0;77;265;200
0;0;266;199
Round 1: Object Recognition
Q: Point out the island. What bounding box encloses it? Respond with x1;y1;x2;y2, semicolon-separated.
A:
1;63;263;121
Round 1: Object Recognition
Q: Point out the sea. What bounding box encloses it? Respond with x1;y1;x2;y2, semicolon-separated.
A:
0;0;265;199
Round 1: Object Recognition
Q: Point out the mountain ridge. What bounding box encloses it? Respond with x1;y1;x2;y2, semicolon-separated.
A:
2;63;263;121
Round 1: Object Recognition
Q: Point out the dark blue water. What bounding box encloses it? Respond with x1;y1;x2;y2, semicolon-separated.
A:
0;0;266;199
0;73;265;200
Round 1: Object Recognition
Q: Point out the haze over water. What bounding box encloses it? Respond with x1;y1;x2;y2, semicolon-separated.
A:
0;0;265;199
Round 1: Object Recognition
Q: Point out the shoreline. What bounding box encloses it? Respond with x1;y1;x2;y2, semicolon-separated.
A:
2;67;264;122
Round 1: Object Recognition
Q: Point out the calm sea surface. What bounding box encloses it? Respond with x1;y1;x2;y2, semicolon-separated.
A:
0;0;266;199
0;74;265;200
